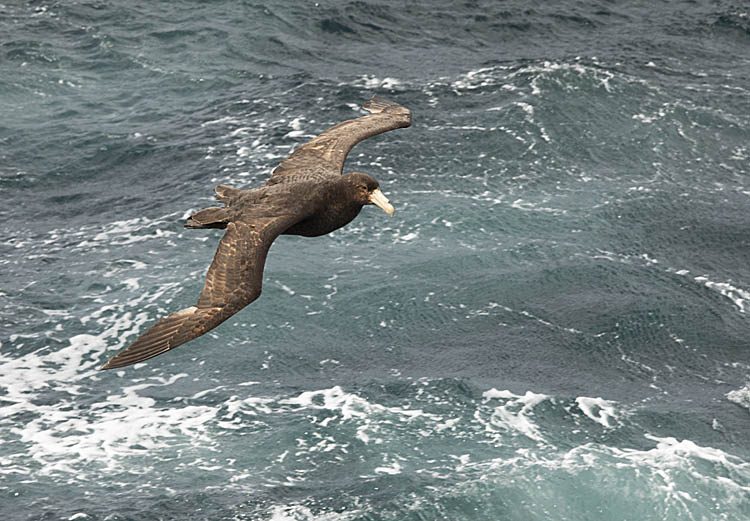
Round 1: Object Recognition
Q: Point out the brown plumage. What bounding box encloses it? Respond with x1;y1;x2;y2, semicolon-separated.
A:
100;96;411;370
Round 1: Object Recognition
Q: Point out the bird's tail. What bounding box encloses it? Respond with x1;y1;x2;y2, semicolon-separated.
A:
185;207;231;229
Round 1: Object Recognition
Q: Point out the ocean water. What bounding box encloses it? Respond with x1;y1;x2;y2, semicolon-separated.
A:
2;0;750;519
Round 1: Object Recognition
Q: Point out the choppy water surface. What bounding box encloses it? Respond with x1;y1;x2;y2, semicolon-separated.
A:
2;1;750;520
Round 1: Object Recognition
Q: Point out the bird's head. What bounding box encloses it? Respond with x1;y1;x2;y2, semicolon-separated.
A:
345;172;394;216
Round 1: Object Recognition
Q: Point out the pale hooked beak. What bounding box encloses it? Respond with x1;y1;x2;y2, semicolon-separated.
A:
369;188;395;216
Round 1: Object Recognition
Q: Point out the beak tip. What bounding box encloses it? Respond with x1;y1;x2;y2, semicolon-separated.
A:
370;188;395;217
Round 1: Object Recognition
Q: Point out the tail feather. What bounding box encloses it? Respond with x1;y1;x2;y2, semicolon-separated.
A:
185;207;231;229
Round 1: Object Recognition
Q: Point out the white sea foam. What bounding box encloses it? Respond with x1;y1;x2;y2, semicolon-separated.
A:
481;389;549;442
449;66;506;91
0;302;220;478
201;115;243;127
726;385;750;411
393;230;419;243
350;75;403;90
549;434;750;516
514;101;551;142
281;386;441;444
374;460;402;475
267;504;360;521
284;116;310;139
632;106;668;124
693;276;750;313
459;431;750;519
274;280;296;296
627;435;750;491
440;61;620;96
73;215;179;249
575;396;618;428
0;209;232;477
510;198;566;215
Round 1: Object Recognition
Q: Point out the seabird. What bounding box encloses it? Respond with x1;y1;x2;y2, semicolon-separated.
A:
100;96;411;370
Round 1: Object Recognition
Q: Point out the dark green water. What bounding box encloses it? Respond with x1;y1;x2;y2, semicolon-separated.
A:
2;1;750;520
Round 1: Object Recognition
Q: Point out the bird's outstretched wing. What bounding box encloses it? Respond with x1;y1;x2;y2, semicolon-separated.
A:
100;215;297;370
267;96;411;184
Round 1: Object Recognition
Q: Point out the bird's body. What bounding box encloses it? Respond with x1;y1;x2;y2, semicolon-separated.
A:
100;96;411;370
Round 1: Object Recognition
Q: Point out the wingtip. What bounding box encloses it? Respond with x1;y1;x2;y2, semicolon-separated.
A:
99;357;123;371
99;352;148;371
97;305;222;371
363;96;411;117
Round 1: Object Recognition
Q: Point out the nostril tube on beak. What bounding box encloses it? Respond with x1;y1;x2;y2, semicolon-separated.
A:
369;188;395;216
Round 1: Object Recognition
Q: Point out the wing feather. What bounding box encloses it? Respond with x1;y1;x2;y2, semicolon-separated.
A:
267;96;411;184
100;216;297;370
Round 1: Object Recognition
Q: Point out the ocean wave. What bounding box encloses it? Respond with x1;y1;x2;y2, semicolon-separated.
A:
2;327;749;518
587;249;750;314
